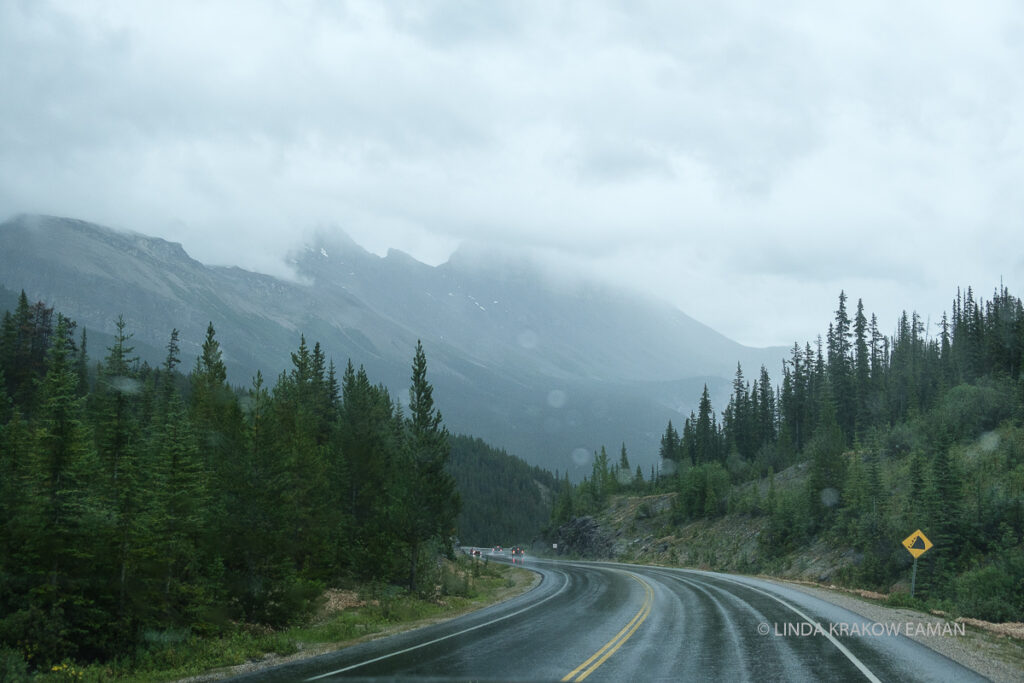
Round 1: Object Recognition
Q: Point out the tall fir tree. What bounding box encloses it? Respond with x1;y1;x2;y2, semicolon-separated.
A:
398;341;459;592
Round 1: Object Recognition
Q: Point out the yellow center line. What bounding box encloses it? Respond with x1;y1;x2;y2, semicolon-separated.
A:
562;573;654;682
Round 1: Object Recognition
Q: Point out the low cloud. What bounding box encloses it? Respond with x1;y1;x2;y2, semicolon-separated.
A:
1;1;1021;346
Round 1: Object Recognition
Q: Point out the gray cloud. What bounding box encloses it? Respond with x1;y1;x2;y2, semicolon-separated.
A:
1;0;1022;347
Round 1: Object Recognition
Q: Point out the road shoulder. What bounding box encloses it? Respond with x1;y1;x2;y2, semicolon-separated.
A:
178;564;540;682
770;578;1024;683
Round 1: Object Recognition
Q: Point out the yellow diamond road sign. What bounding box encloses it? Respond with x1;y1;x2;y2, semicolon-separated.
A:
902;530;933;558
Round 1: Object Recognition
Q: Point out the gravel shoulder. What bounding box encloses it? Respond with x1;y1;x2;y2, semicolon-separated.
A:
773;578;1024;683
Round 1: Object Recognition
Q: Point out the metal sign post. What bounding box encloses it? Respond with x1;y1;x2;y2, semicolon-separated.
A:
901;530;933;598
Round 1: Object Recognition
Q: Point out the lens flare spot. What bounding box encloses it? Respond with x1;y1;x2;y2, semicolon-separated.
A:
820;487;840;507
547;389;567;408
109;376;142;394
979;431;1000;453
571;448;592;466
517;330;538;349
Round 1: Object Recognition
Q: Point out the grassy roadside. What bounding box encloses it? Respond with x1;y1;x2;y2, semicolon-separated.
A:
16;557;535;683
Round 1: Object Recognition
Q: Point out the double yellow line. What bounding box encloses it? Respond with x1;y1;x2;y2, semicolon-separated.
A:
562;573;654;681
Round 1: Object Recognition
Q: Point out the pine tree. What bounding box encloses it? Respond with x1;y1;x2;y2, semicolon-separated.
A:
756;365;776;449
617;443;633;489
725;363;752;459
828;292;855;442
659;421;681;463
695;385;716;464
853;299;871;433
230;370;291;622
272;336;332;576
91;315;147;635
591;446;611;503
2;292;55;416
147;388;210;626
339;361;399;577
23;315;100;663
681;412;697;467
398;341;460;592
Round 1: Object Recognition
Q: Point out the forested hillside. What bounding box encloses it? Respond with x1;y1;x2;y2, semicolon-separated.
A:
0;292;468;670
552;287;1024;622
449;434;558;546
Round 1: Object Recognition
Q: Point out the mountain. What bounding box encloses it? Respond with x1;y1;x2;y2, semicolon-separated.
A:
0;213;785;474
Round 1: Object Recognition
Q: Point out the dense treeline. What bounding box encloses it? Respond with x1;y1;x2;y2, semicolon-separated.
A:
554;287;1024;621
449;434;558;546
0;292;460;669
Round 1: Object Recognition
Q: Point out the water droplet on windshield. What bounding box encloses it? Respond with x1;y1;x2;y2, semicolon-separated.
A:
820;487;840;507
547;389;567;408
109;376;142;394
979;431;1000;452
571;448;591;466
517;330;538;349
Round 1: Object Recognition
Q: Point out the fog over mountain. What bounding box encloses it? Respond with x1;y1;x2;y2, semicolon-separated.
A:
0;214;785;475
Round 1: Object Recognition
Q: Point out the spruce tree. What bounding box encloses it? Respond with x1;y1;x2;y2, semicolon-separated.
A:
23;315;99;664
398;341;459;592
339;361;399;577
90;315;148;638
695;385;716;464
659;421;681;463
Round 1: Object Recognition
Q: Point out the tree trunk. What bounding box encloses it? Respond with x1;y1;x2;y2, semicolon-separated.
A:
409;540;419;592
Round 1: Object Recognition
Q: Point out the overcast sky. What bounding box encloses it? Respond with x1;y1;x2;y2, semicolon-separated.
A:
2;1;1022;348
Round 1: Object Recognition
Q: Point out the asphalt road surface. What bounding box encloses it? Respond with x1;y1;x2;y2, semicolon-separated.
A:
230;557;988;682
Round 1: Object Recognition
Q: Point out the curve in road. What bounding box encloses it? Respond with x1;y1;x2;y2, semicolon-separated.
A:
230;557;988;682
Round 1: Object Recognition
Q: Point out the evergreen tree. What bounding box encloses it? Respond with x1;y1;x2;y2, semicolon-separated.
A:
271;335;333;576
21;315;100;664
658;420;681;463
853;299;871;433
146;388;210;627
1;292;55;416
339;361;398;577
591;446;611;503
397;341;460;592
755;365;776;449
91;315;146;640
828;292;855;442
618;443;633;489
228;370;292;623
725;363;752;459
694;385;716;464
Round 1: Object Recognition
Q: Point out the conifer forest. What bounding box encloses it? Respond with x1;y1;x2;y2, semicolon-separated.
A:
550;287;1024;623
0;292;463;667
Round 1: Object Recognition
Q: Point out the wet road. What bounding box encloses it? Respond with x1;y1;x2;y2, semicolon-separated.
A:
230;558;988;682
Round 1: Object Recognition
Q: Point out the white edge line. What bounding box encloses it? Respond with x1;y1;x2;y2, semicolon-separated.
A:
305;567;570;681
703;573;882;683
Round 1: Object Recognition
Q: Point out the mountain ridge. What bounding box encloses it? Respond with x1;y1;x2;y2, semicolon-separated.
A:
0;213;785;474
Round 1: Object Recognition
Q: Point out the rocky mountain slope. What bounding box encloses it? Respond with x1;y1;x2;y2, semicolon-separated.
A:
0;213;785;474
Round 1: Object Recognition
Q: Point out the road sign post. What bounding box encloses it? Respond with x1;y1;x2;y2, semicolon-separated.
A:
901;530;933;598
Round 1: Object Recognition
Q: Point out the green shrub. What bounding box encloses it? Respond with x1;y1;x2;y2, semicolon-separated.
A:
930;382;1015;445
676;462;731;520
955;564;1021;622
885;591;925;610
0;647;30;683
